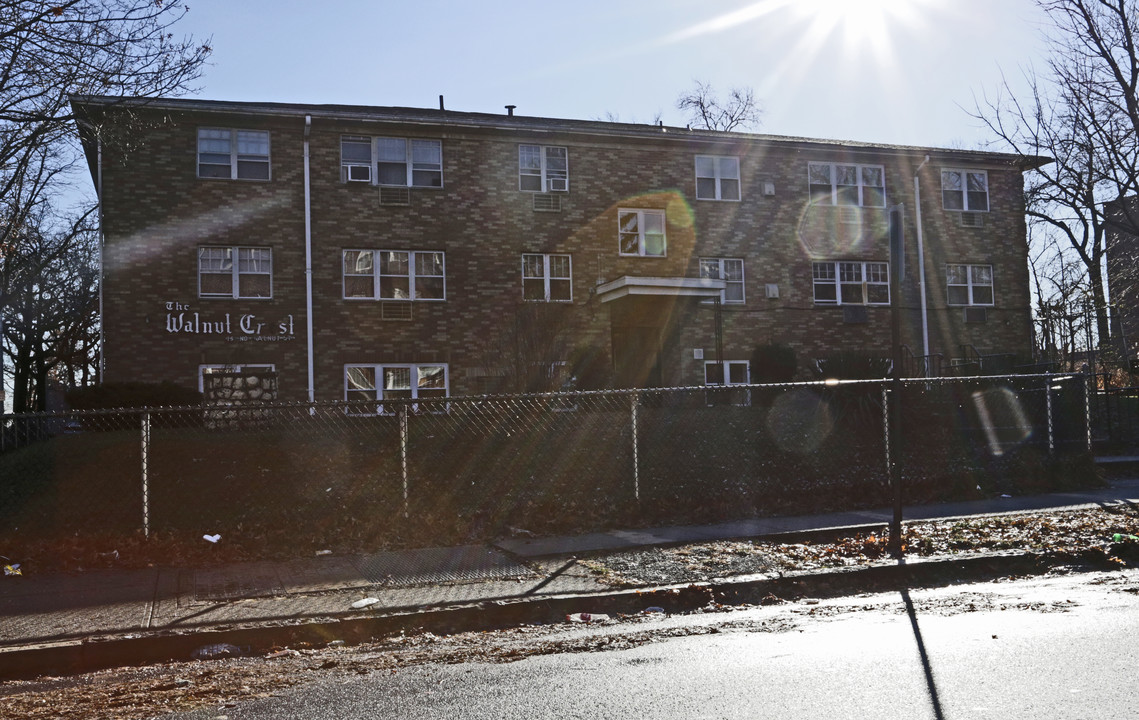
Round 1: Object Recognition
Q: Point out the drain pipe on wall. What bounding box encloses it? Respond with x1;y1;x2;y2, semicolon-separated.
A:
94;129;105;385
913;155;931;375
303;115;315;403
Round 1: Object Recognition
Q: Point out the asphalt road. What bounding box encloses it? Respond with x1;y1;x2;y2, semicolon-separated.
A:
167;568;1139;719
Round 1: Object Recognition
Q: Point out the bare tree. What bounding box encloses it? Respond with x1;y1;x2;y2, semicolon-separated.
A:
973;0;1139;358
0;0;210;303
676;81;762;132
0;1;210;400
2;205;99;411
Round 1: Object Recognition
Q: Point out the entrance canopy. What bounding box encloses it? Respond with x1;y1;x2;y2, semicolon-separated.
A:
595;276;726;303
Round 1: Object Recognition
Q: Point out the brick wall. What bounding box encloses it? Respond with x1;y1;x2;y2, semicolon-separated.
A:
92;103;1036;399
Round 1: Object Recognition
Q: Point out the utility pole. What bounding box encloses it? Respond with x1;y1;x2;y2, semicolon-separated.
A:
888;204;905;556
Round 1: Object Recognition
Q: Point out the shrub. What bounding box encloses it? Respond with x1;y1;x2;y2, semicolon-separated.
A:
810;351;892;380
750;343;798;383
66;382;202;410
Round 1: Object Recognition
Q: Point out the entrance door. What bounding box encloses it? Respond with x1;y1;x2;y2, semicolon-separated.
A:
611;326;662;388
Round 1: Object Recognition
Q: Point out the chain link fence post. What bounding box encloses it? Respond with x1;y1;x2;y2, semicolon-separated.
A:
399;405;409;518
630;391;640;502
141;411;151;539
882;383;891;474
1046;377;1055;455
1083;373;1092;452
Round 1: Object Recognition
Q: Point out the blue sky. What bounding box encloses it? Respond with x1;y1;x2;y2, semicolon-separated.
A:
172;0;1053;149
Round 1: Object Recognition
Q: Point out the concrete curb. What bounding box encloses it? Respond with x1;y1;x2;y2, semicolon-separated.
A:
0;547;1121;681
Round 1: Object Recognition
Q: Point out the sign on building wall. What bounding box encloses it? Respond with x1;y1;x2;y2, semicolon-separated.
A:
163;302;295;342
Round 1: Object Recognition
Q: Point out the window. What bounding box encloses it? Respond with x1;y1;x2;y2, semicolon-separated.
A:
695;156;740;201
198;128;270;180
947;264;994;305
618;209;666;257
699;258;745;303
344;363;449;414
705;360;750;385
941;169;989;211
199;364;275;393
340;136;443;187
342;250;445;301
341;136;373;182
812;261;890;305
807;162;885;207
705;360;751;406
199;247;272;298
522;254;572;302
519;145;569;192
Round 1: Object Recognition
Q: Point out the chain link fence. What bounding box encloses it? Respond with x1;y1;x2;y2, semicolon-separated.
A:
1086;372;1139;453
0;374;1095;559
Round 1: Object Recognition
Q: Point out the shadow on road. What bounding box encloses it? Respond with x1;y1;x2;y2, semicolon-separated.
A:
899;559;946;720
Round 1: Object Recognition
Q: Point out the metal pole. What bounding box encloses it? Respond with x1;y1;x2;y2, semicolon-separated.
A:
1084;374;1092;452
399;405;409;518
1046;379;1055;455
141;411;150;539
888;205;905;555
630;392;640;502
887;378;903;556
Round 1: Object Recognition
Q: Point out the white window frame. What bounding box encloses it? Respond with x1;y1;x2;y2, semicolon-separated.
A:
699;258;745;304
807;162;886;207
198;246;273;299
197;128;270;180
946;263;994;306
704;360;751;406
812;260;890;305
704;360;750;385
198;364;275;393
522;253;573;302
618;208;667;257
342;250;446;301
695;155;741;201
340;136;443;188
519;145;569;192
343;363;449;415
941;169;989;212
340;135;374;182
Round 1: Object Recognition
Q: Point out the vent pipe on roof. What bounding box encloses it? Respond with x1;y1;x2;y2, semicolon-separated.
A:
439;95;444;111
505;105;516;116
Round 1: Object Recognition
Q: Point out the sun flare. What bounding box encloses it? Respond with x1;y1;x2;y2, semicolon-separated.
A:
666;0;937;65
792;0;900;46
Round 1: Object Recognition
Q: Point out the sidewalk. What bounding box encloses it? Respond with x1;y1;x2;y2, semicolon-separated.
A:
3;475;1139;679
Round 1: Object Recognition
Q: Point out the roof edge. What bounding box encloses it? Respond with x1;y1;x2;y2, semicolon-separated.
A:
68;94;1052;168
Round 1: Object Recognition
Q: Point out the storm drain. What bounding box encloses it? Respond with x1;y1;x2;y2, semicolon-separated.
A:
352;545;533;587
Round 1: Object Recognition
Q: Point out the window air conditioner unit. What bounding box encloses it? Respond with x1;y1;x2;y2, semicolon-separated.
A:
379;186;410;206
547;177;568;192
964;307;987;323
533;194;561;212
843;305;869;324
346;164;372;183
959;212;984;228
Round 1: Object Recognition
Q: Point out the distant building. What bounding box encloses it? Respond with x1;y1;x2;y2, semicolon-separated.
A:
71;95;1046;402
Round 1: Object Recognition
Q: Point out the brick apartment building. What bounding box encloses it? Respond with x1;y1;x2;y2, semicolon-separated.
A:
71;95;1046;403
1107;198;1139;366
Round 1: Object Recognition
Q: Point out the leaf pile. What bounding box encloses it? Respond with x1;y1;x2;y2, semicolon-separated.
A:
586;506;1139;584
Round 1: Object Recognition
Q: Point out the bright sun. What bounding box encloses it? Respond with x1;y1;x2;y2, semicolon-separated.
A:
668;0;934;64
793;0;900;45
